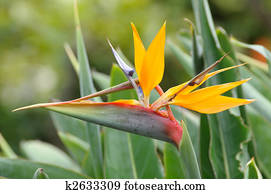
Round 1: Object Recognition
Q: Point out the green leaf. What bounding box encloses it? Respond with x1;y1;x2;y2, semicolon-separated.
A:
206;115;226;178
50;112;94;176
248;108;271;178
242;83;271;123
74;1;103;178
93;71;110;90
164;121;201;178
245;158;262;179
199;115;215;178
190;23;214;178
177;30;193;53
216;27;248;124
168;40;193;77
104;65;163;178
231;38;271;74
236;52;268;72
192;0;251;178
20;140;80;172
0;133;17;159
0;157;88;179
50;112;87;141
57;131;89;168
191;24;204;75
33;168;49;179
171;106;200;159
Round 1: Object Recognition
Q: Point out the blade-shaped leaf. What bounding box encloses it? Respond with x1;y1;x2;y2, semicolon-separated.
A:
0;133;17;159
0;157;88;179
74;0;103;178
171;106;200;159
57;131;89;167
93;71;110;90
242;83;271;123
216;27;248;124
190;23;214;178
164;121;201;178
50;111;94;176
105;65;163;178
231;38;271;74
20;140;80;172
199;114;215;178
168;40;193;76
248;108;271;178
192;0;251;178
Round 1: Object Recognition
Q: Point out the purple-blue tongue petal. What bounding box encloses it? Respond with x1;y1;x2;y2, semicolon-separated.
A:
108;40;144;102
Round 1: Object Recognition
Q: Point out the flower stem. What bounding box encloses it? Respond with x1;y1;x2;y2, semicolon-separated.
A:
154;85;176;122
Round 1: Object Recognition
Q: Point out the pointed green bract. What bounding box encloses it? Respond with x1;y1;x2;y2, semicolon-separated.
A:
245;158;262;179
33;168;49;179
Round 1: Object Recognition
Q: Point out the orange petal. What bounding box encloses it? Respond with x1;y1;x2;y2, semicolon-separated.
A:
139;22;166;98
113;99;141;105
172;78;250;105
131;23;146;78
163;63;246;98
172;95;254;114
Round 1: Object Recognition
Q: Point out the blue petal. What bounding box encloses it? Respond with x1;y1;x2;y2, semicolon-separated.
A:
108;40;135;77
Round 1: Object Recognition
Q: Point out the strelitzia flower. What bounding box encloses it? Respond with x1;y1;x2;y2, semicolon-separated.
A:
14;23;254;147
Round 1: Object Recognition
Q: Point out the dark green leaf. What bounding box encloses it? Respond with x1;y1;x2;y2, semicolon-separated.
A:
199;115;215;178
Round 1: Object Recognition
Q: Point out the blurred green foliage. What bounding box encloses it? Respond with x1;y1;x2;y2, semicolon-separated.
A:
1;0;271;153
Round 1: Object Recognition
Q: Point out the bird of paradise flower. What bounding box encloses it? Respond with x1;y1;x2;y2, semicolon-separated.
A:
13;23;254;147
